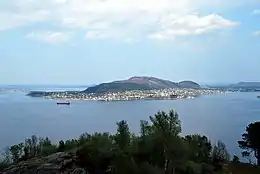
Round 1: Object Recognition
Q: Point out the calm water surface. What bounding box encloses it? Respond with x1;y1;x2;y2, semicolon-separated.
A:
0;90;260;158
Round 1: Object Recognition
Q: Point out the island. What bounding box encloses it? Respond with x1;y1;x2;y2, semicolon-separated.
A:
27;76;225;101
84;76;201;93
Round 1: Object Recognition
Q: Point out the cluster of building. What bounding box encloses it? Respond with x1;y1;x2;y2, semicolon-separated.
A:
43;88;226;101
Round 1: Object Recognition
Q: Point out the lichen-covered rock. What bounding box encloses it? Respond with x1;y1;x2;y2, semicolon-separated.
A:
1;152;87;174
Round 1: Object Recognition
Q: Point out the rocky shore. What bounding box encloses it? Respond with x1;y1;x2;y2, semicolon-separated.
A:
1;152;86;174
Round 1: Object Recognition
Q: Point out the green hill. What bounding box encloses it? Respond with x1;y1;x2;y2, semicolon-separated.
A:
84;76;201;93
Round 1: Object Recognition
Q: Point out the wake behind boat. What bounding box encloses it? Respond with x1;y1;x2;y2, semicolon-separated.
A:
56;101;70;105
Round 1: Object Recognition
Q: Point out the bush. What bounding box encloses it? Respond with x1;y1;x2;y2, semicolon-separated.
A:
58;140;65;152
40;145;57;156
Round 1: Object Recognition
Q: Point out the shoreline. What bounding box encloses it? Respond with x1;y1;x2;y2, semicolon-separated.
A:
43;93;226;102
25;88;230;102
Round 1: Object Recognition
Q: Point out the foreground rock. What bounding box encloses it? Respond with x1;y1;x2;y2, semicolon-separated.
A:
1;152;87;174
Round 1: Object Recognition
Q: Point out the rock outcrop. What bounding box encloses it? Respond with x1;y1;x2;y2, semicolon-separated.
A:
1;152;87;174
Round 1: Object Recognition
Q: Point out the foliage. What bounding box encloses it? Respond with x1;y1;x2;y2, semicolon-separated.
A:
212;141;230;162
0;110;235;174
184;134;212;163
58;140;65;152
114;120;131;150
9;143;24;164
212;140;230;172
238;121;260;165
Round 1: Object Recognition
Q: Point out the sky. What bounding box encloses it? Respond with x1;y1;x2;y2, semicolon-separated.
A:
0;0;260;85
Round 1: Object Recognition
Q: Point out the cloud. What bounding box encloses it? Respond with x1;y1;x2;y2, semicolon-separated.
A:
148;14;239;40
0;0;242;41
253;9;260;15
25;31;72;43
253;30;260;36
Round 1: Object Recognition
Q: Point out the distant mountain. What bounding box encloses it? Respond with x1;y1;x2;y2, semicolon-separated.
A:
229;82;260;89
84;76;201;93
207;82;260;91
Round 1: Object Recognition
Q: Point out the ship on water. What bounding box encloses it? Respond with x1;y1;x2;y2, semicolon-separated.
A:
57;101;70;105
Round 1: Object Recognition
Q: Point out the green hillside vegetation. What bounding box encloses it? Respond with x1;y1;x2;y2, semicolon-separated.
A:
1;110;260;174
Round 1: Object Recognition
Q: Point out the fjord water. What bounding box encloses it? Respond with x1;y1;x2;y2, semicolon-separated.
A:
0;89;260;159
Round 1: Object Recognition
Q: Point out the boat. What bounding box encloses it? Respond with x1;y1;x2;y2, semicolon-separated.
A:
257;96;260;98
57;101;70;105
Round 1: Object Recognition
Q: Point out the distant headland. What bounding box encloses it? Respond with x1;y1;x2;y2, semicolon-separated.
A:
229;82;260;89
208;82;260;92
27;76;224;101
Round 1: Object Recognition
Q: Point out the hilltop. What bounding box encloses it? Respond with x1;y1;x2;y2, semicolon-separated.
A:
84;76;201;93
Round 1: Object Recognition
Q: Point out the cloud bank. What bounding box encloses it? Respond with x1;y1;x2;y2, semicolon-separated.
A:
0;0;241;42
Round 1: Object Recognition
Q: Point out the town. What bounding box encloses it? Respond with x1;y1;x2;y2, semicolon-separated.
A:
42;88;226;101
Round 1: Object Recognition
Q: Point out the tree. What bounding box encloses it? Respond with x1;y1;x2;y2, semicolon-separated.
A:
79;132;92;146
9;143;24;163
31;135;38;157
212;141;230;162
64;139;78;151
114;120;131;150
140;120;152;137
185;134;212;163
24;135;38;158
149;110;183;174
242;151;253;164
238;122;260;165
76;133;115;174
38;137;57;156
21;146;29;161
134;120;154;164
58;140;65;152
212;141;229;171
0;147;12;168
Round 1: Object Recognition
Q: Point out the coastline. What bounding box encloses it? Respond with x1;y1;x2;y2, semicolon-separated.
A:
43;92;226;102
